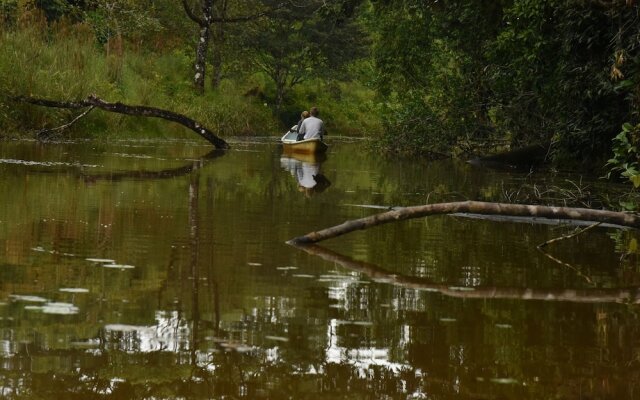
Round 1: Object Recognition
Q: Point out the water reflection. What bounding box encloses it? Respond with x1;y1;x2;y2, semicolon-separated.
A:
292;243;640;304
280;152;331;197
82;149;226;183
0;139;638;399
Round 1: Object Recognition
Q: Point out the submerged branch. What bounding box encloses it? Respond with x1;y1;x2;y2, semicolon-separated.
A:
287;201;640;245
15;94;229;149
37;106;95;140
537;246;594;285
293;244;639;304
537;222;602;248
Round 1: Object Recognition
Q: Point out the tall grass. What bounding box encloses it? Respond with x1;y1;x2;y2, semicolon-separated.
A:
0;15;378;140
0;14;277;139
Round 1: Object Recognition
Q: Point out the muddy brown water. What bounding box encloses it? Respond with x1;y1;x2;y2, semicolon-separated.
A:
0;138;638;399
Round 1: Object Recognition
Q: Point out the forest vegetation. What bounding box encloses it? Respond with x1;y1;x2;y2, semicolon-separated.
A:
1;0;639;184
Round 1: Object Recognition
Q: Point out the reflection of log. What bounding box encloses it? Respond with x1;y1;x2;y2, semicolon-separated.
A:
293;244;640;304
15;95;229;149
82;149;225;183
288;201;640;245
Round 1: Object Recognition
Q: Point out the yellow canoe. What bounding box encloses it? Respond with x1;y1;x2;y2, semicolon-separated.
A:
281;131;328;154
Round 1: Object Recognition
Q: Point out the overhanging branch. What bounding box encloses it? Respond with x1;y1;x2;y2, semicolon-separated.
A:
15;94;229;149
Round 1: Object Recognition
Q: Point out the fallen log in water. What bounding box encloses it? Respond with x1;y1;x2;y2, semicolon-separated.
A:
14;94;229;149
287;201;640;245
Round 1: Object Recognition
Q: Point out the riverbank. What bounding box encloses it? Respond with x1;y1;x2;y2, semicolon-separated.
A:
0;23;380;141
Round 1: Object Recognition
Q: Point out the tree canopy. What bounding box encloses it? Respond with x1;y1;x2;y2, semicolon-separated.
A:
2;0;640;180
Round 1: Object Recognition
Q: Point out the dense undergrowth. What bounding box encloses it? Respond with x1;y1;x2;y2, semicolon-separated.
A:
0;15;380;141
365;1;640;177
2;1;640;189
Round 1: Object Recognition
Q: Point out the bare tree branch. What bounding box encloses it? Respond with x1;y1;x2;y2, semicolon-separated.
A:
37;106;95;140
182;0;206;26
15;95;229;149
537;222;603;249
287;201;640;245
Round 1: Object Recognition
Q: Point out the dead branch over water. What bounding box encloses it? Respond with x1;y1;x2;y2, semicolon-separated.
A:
14;95;230;149
292;244;640;304
287;201;640;245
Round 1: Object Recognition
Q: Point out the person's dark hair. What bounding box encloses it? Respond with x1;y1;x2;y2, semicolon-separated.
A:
310;107;319;117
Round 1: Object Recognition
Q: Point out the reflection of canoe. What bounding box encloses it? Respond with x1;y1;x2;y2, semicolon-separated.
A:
281;131;328;154
282;148;327;163
279;154;331;196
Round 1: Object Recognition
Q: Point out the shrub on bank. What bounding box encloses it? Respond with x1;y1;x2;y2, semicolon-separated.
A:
0;18;376;141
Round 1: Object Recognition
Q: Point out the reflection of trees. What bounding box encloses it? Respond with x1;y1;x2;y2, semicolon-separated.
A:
3;143;640;398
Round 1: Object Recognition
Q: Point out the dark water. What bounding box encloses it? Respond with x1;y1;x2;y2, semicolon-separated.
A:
0;138;638;399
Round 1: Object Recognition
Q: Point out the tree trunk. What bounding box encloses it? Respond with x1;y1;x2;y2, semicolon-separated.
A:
210;0;227;89
16;95;229;149
183;0;213;93
275;70;286;111
195;23;211;93
287;201;640;245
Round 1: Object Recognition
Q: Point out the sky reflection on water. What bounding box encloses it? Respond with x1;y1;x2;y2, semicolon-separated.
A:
0;138;638;399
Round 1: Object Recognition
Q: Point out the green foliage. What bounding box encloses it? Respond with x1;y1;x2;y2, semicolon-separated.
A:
241;0;368;109
286;76;382;136
0;0;18;26
34;0;78;20
367;0;640;170
605;122;640;187
0;12;377;138
0;24;280;137
83;0;163;44
367;0;505;157
490;0;636;166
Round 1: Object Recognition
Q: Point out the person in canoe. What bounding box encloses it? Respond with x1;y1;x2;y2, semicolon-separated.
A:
297;106;325;141
295;110;310;141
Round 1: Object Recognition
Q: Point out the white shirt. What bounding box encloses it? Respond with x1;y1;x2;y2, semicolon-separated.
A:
299;116;324;140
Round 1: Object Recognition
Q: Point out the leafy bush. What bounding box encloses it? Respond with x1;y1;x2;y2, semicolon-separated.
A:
606;123;640;187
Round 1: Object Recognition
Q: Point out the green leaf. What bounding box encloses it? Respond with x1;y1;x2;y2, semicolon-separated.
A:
619;201;638;211
615;80;635;91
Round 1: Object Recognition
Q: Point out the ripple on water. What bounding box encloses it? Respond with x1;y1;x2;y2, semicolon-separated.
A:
41;302;80;315
9;295;48;303
0;159;100;168
86;258;116;263
59;288;90;293
25;302;80;315
101;264;135;269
